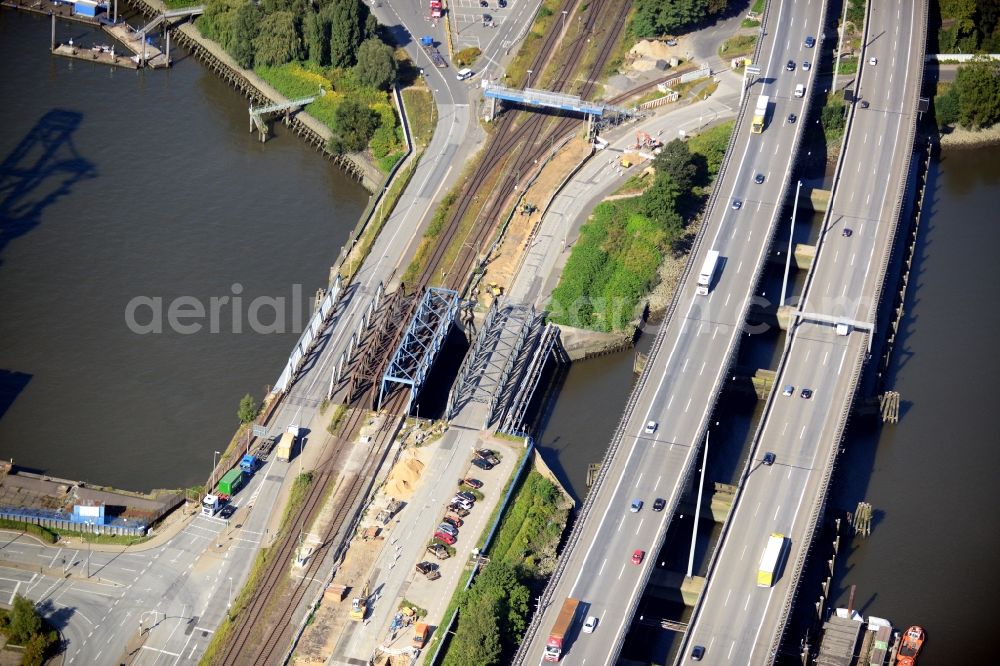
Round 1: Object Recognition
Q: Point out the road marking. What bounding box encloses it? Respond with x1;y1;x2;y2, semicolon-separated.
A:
800;426;806;440
774;504;782;521
655;475;662;489
636;473;644;487
754;502;761;517
618;563;626;580
684;398;692;413
636;519;644;535
744;593;752;610
736;260;743;274
781;422;788;435
728;640;736;659
599;558;607;576
141;646;181;657
699;361;706;376
740;545;747;561
48;548;62;569
850;252;856;266
724;589;732;606
833;250;839;263
804;349;811;362
823;350;830;365
682;358;690;373
667;394;675;409
838;350;847;375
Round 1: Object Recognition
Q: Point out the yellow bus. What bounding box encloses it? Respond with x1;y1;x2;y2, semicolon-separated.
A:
757;533;786;587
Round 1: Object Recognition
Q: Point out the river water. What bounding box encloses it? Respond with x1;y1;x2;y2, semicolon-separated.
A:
0;9;368;490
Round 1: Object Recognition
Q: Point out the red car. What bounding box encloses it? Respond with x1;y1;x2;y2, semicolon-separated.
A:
434;531;456;545
631;549;645;565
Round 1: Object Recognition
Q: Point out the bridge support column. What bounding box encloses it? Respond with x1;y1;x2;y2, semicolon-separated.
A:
777;305;795;331
165;29;170;66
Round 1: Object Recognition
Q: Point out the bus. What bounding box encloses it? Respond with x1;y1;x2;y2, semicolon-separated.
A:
696;250;721;295
757;532;787;587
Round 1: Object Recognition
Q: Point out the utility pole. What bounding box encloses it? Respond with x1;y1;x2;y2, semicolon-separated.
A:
780;180;803;308
211;450;221;490
687;429;711;578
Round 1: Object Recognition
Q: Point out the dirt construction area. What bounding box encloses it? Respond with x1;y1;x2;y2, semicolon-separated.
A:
292;422;523;666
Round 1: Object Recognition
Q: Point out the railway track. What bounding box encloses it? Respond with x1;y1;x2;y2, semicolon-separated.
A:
215;393;405;665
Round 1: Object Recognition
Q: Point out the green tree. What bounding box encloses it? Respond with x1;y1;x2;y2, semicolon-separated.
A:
227;1;262;68
327;0;368;67
237;393;260;424
332;99;380;152
22;632;52;666
953;56;1000;129
253;11;302;66
641;172;684;231
935;86;960;127
443;596;502;666
304;10;330;65
8;595;42;645
653;139;697;192
354;38;397;90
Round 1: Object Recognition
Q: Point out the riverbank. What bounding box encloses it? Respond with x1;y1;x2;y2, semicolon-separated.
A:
938;122;1000;149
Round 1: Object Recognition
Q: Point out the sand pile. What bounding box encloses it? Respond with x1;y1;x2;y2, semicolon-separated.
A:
630;39;672;61
384;456;425;499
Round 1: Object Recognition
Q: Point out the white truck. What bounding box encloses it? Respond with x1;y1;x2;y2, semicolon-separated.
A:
696;250;721;295
751;94;769;133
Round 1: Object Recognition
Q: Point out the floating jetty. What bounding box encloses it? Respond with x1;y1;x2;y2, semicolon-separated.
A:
102;21;170;68
52;41;137;69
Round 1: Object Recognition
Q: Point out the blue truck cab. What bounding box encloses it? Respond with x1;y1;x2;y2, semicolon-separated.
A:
240;454;258;474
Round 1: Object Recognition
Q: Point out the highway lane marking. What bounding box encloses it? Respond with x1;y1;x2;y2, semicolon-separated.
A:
823;350;830;365
736;260;743;274
699;361;706;376
618;563;626;580
837;350;847;375
866;192;871;206
782;422;788;435
617;521;623;533
667;394;675;409
833;250;839;263
684;398;692;413
712;326;719;340
773;504;782;521
655;475;662;489
682;358;690;373
724;589;732;606
803;349;811;362
728;640;737;659
598;558;607;576
740;545;747;561
744;593;752;610
724;293;731;307
141;646;181;657
850;252;856;266
636;519;644;535
754;502;761;517
800;426;806;440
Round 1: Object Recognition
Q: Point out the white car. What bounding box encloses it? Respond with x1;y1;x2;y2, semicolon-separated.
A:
583;616;599;633
456;68;474;81
644;420;658;434
869;56;878;65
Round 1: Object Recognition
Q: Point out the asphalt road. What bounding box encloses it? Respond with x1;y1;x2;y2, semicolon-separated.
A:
681;0;923;663
518;1;831;663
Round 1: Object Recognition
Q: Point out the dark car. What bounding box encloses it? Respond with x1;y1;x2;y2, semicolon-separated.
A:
801;388;814;399
804;36;815;48
842;228;853;237
220;504;237;519
653;498;666;511
471;457;494;471
498;0;507;6
692;645;706;661
763;452;776;466
457;491;477;503
785;60;795;71
731;199;742;210
787;113;797;124
755;173;765;184
461;478;483;489
479;0;488;5
448;503;471;517
860;100;870;109
443;514;464;528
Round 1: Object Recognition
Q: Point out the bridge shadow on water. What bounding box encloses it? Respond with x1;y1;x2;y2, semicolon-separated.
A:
0;109;97;268
0;370;32;423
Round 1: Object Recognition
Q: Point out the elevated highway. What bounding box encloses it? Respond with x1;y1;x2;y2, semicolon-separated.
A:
514;0;833;663
681;0;927;662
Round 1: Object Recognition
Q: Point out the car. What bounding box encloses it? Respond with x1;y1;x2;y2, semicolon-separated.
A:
644;420;658;434
755;173;765;184
482;13;494;26
456;68;474;81
456;491;477;503
782;384;794;396
433;531;456;545
842;228;853;237
794;83;806;98
475;449;500;464
802;60;811;71
860;100;870;109
448;504;471;517
461;478;483;489
653;497;666;511
869;56;878;65
666;38;678;46
583;616;599;633
443;514;464;528
437;523;458;537
731;199;742;210
630;499;643;513
451;497;474;510
471;457;494;471
763;452;776;466
631;549;645;565
801;388;813;399
804;36;815;48
785;60;795;71
220;504;236;519
498;0;507;6
691;645;706;661
787;113;797;123
479;0;488;6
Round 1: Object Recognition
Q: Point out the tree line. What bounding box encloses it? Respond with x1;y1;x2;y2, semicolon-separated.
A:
631;0;730;39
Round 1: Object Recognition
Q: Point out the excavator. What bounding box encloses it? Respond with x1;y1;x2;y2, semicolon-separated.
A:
349;583;369;621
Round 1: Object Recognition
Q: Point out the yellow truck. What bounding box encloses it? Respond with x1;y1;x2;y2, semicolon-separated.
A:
412;622;430;649
276;426;298;463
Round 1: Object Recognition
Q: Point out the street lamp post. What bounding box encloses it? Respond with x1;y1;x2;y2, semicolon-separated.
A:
228;576;234;612
560;10;568;41
526;69;533;89
687;428;712;578
211;450;221;490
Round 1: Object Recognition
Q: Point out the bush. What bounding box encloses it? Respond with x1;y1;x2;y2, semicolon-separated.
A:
454;47;482;67
332;100;380;153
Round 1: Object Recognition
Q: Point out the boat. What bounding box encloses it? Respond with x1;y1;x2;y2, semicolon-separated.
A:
894;625;925;666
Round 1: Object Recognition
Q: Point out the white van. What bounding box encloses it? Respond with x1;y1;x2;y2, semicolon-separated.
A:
456;68;474;81
794;83;806;98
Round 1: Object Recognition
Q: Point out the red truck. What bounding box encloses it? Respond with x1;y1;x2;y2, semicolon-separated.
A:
544;597;580;662
429;0;442;18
